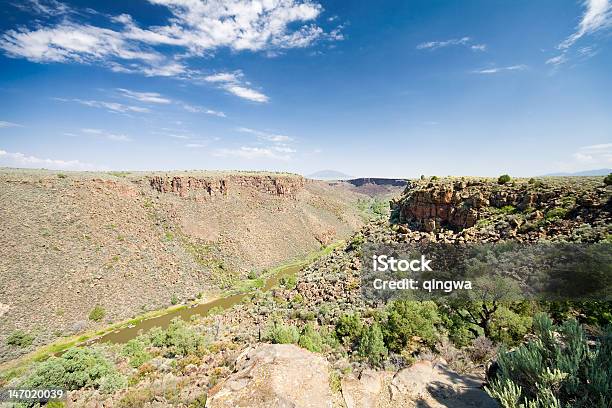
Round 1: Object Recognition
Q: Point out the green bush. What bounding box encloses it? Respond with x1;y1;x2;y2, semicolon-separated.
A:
498;174;511;185
280;274;297;289
121;339;152;368
88;305;106;322
22;348;124;391
335;313;363;345
170;294;179;305
265;321;300;344
147;318;207;356
604;173;612;186
382;300;440;352
488;306;532;346
528;178;536;184
358;323;388;366
298;324;323;352
6;330;34;348
485;313;612;408
545;207;568;220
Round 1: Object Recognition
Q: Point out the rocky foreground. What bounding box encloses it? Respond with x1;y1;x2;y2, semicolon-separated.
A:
1;175;610;407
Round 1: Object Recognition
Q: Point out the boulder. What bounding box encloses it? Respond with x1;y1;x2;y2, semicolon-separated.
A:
206;344;332;408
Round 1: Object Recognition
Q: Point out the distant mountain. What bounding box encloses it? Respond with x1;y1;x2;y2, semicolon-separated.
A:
542;168;611;176
307;170;353;180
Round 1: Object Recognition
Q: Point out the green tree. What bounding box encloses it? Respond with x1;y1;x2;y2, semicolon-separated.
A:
381;300;440;352
498;174;511;184
358;323;388;366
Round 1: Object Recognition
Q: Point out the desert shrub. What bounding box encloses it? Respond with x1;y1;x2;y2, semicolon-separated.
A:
280;274;297;289
22;347;123;391
88;306;106;322
499;205;516;214
358;323;388;366
118;388;154;408
319;326;341;350
604;173;612;186
498;174;511;184
247;270;258;279
147;318;207;356
382;300;440;352
431;176;438;181
485;313;612;408
122;339;152;368
335;313;363;345
488;306;532;346
545;207;568;220
469;336;498;364
298;324;323;352
98;371;127;393
265;321;299;344
528;178;536;184
57;173;67;179
6;330;34;348
170;294;179;305
188;393;207;407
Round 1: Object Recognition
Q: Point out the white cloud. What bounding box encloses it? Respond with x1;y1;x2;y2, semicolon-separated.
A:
0;121;22;128
213;146;292;161
546;54;568;66
182;104;226;117
225;85;269;103
14;0;71;16
0;149;103;170
117;88;171;104
559;0;612;49
185;143;207;148
417;36;486;51
570;143;612;166
81;128;132;142
56;97;149;113
472;64;528;74
1;0;340;80
203;71;269;103
236;127;293;142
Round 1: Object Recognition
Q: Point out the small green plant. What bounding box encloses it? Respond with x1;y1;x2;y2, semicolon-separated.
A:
122;339;152;368
528;178;536;184
57;173;67;179
6;330;34;348
431;176;438;181
497;174;511;184
298;324;323;352
358;322;388;366
545;207;568;220
604;173;612;186
280;274;297;289
89;305;106;322
265;321;300;344
247;269;258;279
171;294;179;305
335;312;363;345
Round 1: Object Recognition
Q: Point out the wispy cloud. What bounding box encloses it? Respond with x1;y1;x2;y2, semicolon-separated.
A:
549;0;612;67
0;121;22;128
417;36;486;51
203;71;269;103
117;88;171;104
236;127;293;142
81;128;132;142
472;64;528;74
55;97;149;113
570;143;612;167
559;0;612;49
182;104;226;117
0;149;103;170
13;0;71;17
213;146;294;161
185;143;207;148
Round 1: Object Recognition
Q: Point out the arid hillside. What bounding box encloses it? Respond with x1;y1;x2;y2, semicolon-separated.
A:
0;169;369;362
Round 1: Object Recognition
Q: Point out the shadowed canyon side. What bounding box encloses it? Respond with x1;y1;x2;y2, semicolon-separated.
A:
0;169;368;363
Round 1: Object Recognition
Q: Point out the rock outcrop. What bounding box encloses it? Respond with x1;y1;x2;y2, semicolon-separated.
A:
206;344;333;408
149;174;306;199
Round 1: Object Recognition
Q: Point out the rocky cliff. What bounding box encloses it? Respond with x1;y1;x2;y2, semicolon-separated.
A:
148;174;306;199
394;177;610;240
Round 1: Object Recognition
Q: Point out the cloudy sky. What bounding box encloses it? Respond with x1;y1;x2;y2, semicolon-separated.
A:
0;0;611;177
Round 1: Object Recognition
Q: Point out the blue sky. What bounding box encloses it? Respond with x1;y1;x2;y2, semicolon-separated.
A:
0;0;611;177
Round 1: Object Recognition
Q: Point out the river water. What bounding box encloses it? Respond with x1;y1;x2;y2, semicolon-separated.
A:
96;263;302;344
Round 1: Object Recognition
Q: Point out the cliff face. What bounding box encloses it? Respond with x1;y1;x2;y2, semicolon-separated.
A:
148;174;306;199
395;178;610;235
